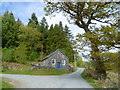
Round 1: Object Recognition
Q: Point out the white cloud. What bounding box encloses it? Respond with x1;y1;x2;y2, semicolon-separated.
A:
38;12;85;37
5;2;45;25
45;12;69;27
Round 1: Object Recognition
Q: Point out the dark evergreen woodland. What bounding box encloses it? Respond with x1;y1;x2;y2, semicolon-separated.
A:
2;11;75;63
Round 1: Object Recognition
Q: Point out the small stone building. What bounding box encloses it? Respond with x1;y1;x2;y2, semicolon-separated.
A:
39;49;69;70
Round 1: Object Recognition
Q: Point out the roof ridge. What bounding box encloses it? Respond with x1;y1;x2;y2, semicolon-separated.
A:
39;49;69;62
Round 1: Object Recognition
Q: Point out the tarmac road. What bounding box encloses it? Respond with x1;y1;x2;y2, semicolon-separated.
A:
2;68;94;88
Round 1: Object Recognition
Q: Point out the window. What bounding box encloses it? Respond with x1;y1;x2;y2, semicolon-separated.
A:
62;59;66;65
52;59;56;65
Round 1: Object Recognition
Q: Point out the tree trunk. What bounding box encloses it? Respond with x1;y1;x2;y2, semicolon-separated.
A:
91;40;107;81
77;23;107;81
84;27;107;81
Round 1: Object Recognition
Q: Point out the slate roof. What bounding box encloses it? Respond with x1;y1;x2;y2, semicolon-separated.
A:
39;49;69;62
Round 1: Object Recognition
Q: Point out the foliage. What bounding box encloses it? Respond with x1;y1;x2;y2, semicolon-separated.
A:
37;17;49;56
44;2;119;80
81;70;99;88
81;69;118;88
2;48;15;62
76;26;118;72
28;13;38;28
16;25;43;62
84;61;94;69
28;51;39;61
13;44;28;64
0;16;2;47
100;52;118;72
44;2;118;27
2;11;76;63
82;68;98;80
76;56;84;67
46;22;75;62
18;26;42;51
2;11;20;48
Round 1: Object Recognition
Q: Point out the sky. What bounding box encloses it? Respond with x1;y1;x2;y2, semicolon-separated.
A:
1;1;86;61
1;2;85;37
1;1;118;61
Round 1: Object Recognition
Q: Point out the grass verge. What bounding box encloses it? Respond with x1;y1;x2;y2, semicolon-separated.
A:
81;69;118;88
2;68;71;75
0;77;14;89
2;63;71;75
81;70;99;88
2;81;14;88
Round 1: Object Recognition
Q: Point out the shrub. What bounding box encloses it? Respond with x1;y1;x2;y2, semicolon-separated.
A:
2;48;15;62
83;68;98;80
28;51;38;61
13;44;27;64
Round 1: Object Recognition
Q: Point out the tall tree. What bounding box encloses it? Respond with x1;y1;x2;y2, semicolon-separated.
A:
44;2;118;80
47;23;75;62
38;17;49;55
16;18;22;27
76;26;118;80
0;15;2;47
28;13;38;28
18;25;42;61
2;11;20;48
64;25;73;41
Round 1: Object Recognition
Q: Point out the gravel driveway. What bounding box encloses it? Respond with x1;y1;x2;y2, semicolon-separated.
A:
2;68;94;88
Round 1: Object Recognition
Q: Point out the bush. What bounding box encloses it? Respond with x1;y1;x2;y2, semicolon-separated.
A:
28;51;38;61
83;68;98;80
13;44;28;64
2;48;15;62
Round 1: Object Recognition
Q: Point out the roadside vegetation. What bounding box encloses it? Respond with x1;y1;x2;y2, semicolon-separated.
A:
81;71;98;88
77;57;118;88
0;77;14;88
2;81;14;88
81;66;118;88
2;62;71;75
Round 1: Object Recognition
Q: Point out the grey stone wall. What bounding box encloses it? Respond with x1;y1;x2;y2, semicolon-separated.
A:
40;50;69;70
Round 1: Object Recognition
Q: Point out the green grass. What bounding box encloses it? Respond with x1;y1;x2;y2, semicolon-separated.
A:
2;81;14;88
0;77;14;89
81;69;119;88
81;72;99;88
3;69;71;75
2;64;71;75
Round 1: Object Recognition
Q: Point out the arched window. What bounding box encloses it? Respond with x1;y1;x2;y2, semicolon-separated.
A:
62;59;66;65
52;59;56;65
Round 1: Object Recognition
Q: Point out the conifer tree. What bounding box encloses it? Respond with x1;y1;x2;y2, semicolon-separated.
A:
2;11;20;48
38;17;49;55
28;13;38;28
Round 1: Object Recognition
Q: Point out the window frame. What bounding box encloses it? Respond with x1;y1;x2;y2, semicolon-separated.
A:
62;59;66;65
52;59;56;65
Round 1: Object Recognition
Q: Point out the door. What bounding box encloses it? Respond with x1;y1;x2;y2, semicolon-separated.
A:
57;62;61;69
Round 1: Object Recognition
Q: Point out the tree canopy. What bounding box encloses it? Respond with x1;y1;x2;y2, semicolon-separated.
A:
2;11;76;63
44;2;119;80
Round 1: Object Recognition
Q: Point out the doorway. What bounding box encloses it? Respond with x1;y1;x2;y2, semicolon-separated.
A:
57;62;61;69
